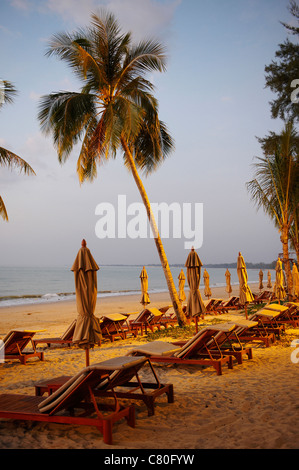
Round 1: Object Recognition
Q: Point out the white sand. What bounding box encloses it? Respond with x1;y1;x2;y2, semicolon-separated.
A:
0;284;298;450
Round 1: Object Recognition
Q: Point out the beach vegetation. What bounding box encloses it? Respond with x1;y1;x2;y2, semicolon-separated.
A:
0;80;35;221
264;0;299;123
37;11;187;326
246;121;299;293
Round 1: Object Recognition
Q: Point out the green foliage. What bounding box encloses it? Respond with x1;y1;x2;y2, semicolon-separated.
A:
0;81;35;221
264;1;299;122
38;10;174;183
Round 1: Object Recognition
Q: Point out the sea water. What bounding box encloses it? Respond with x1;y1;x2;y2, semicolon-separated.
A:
0;265;275;308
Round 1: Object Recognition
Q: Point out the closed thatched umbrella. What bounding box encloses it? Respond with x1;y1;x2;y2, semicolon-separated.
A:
203;269;212;299
185;248;206;330
237;252;254;318
71;239;102;366
267;270;272;288
292;263;299;300
259;270;264;290
140;266;150;307
275;257;286;303
225;269;232;297
178;269;186;303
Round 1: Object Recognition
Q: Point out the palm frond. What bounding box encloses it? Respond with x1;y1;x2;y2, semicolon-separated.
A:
246;177;281;226
247;121;299;233
38;91;97;163
0;196;8;221
0;147;35;175
0;80;17;109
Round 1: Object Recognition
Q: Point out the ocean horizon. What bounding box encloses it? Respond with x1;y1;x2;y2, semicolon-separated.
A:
0;264;276;308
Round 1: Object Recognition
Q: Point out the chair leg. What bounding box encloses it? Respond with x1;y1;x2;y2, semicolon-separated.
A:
20;356;26;365
167;384;174;404
128;405;135;428
102;419;113;445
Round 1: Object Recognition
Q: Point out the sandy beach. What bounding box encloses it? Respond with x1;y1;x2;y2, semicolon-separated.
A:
0;283;298;450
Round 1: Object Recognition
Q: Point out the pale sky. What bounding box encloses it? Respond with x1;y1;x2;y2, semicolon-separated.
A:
0;0;292;267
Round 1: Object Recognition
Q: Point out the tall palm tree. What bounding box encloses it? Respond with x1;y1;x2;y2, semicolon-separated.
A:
0;80;35;221
246;121;299;293
38;11;187;325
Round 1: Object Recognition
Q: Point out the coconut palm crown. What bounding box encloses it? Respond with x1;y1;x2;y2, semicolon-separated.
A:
38;11;172;179
246;121;299;293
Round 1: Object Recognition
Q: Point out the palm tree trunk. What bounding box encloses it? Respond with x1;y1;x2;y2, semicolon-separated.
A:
281;224;293;296
290;219;299;265
121;137;187;326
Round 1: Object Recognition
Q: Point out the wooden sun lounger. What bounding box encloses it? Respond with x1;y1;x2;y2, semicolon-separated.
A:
262;303;299;327
0;357;161;444
34;356;174;417
216;297;241;313
2;330;45;364
128;324;236;375
253;290;274;304
205;320;256;364
203;298;223;314
156;305;179;328
129;307;166;336
235;309;283;347
99;314;129;342
33;320;76;348
172;320;256;365
249;308;285;338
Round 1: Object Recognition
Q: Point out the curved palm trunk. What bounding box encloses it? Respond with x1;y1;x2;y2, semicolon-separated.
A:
290;218;299;265
281;223;293;296
121;138;187;326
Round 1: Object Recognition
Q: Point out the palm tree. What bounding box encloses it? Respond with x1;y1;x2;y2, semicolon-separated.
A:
0;80;35;221
38;11;187;325
246;121;299;294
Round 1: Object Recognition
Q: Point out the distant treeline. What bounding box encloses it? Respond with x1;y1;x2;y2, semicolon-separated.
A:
204;261;277;269
167;261;277;269
107;262;278;269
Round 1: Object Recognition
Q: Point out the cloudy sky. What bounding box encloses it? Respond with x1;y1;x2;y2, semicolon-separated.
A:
0;0;293;267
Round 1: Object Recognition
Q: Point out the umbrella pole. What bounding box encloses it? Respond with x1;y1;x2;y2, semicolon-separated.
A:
244;304;248;320
85;348;90;367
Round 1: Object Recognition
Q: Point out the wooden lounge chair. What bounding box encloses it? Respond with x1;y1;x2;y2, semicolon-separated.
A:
128;324;235;375
99;314;129;342
129;307;166;336
205;320;257;364
249;308;285;338
234;309;282;347
156;305;179;328
208;298;225;313
169;320;256;365
253;290;274;304
216;297;241;313
1;330;45;364
285;302;299;318
33;320;76;348
261;303;299;327
34;355;174;417
0;357;161;444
